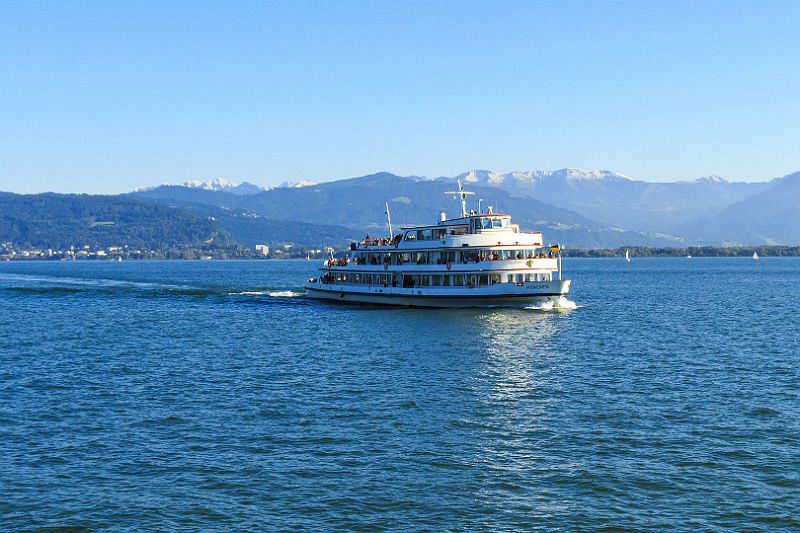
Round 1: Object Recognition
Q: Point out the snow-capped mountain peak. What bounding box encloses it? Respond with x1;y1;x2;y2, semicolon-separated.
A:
695;175;728;184
181;178;235;191
180;178;265;195
461;170;506;185
278;179;318;189
133;178;265;195
452;168;633;187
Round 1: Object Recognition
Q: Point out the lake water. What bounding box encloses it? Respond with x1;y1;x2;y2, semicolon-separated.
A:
1;258;798;531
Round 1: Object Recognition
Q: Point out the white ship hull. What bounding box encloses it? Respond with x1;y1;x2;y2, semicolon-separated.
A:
305;280;570;308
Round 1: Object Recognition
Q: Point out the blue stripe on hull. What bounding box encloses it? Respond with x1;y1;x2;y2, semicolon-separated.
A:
305;286;567;308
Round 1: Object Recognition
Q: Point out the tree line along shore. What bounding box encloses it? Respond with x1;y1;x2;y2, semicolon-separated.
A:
563;246;800;258
3;243;800;261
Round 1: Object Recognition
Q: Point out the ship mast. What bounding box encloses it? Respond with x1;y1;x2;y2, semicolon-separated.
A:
385;202;393;239
444;179;475;218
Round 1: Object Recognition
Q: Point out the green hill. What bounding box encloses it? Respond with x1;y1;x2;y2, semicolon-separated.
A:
0;192;230;249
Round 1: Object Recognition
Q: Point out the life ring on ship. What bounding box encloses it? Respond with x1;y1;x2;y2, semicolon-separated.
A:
526;260;533;267
446;262;452;270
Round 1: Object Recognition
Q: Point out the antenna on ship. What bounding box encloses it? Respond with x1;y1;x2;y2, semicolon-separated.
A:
384;202;393;239
444;179;475;218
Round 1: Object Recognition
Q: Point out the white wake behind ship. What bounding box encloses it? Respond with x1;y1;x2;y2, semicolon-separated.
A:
304;181;571;308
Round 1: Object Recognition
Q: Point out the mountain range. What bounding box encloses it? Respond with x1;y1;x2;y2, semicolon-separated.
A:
128;173;683;249
2;168;799;250
445;169;775;235
129;168;799;246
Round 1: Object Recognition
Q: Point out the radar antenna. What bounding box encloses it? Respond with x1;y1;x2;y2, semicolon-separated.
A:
444;179;475;218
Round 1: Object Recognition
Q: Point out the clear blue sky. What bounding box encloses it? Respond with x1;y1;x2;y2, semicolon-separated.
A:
1;0;798;194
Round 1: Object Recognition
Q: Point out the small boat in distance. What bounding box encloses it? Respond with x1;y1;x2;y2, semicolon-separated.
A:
625;249;631;262
753;251;759;261
687;254;692;259
304;181;571;307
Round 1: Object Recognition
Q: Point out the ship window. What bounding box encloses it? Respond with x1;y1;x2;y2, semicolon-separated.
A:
506;274;514;283
479;274;488;286
462;250;479;263
489;218;508;228
482;218;492;229
429;251;443;264
405;231;416;241
398;252;412;263
418;229;432;240
452;274;465;286
431;275;441;287
516;274;524;284
525;249;534;259
451;226;467;235
525;273;533;282
415;252;428;264
432;228;446;239
442;275;450;287
490;274;501;285
444;251;459;263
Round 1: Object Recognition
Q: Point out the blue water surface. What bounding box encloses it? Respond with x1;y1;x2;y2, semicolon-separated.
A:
1;258;798;531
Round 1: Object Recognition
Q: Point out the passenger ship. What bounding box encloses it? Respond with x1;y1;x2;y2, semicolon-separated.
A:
305;181;571;308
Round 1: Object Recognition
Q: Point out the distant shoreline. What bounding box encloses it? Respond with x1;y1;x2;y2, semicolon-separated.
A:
563;245;800;258
3;245;800;262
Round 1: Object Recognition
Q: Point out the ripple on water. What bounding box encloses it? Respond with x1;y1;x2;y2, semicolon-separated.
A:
1;258;799;530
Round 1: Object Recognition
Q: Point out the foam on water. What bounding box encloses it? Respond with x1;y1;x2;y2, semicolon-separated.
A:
231;291;269;295
0;272;197;292
526;296;578;311
230;290;304;297
268;290;304;297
